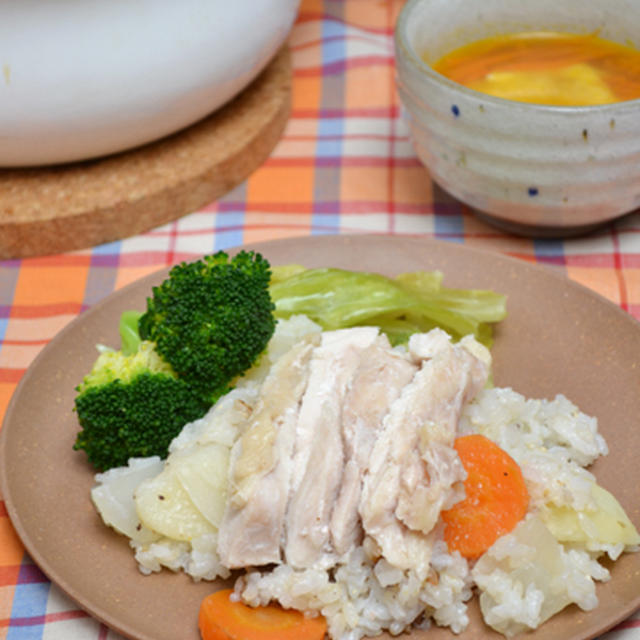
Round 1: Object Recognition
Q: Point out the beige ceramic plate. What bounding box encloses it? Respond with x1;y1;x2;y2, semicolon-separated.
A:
1;235;639;640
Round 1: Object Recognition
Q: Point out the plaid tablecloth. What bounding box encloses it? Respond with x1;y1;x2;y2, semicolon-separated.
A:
1;1;639;638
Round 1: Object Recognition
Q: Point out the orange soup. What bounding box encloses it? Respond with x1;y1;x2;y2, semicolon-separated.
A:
430;31;640;106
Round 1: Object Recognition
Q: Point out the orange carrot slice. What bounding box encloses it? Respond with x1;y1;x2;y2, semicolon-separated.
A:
198;588;327;640
442;434;529;559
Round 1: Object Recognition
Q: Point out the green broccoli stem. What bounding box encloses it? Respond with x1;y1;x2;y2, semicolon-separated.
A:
120;310;143;355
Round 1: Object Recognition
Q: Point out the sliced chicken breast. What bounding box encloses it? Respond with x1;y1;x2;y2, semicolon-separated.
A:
284;327;380;569
217;336;317;567
360;329;490;576
330;335;418;556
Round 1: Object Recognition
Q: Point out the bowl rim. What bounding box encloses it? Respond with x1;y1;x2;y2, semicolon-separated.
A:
394;0;640;115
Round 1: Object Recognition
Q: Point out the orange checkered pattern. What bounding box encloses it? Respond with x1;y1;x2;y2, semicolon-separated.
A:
1;1;639;638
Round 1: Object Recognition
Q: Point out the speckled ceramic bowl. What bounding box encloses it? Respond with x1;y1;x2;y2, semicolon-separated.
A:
395;0;640;236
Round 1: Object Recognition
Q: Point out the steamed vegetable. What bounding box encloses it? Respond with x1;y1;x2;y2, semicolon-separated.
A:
134;443;231;541
90;457;164;543
269;266;506;346
541;482;640;549
442;434;529;559
74;251;276;471
139;251;276;405
119;310;144;355
473;514;606;637
74;341;210;471
199;589;327;640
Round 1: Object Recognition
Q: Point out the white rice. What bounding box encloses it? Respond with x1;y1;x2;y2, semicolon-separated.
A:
235;540;472;640
458;387;623;637
471;514;610;637
459;387;608;515
133;534;231;581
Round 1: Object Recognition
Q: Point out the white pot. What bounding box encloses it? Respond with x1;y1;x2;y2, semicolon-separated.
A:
0;0;300;166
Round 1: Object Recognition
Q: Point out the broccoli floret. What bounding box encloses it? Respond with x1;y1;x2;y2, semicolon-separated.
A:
74;250;276;471
138;250;276;404
77;340;172;390
73;342;209;471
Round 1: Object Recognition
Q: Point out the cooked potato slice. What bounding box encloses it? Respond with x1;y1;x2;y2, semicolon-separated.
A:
171;443;230;528
134;465;215;541
91;456;164;544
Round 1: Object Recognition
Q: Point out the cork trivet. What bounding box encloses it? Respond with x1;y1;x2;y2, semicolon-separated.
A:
0;46;291;259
